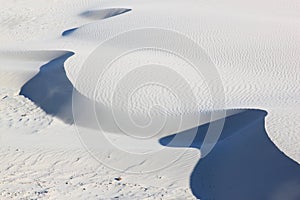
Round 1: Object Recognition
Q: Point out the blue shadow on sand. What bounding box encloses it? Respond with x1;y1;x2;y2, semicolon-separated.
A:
62;28;78;36
62;8;131;37
160;109;300;200
20;52;76;124
80;8;132;19
19;52;132;131
19;52;300;199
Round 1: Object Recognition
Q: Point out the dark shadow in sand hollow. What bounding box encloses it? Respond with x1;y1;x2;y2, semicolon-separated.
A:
160;109;300;200
80;8;132;20
62;8;131;37
18;52;138;131
62;28;78;36
19;53;114;130
19;52;85;124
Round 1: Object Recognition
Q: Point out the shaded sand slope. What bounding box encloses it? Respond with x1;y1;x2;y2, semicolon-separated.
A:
62;7;131;36
19;52;75;124
18;52;105;129
17;53;240;135
0;0;299;199
63;0;300;162
80;8;132;20
160;110;300;200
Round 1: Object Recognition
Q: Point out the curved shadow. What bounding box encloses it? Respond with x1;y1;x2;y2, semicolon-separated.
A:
62;8;131;37
18;52;126;130
160;109;300;200
62;28;78;36
80;8;132;20
19;53;300;199
19;52;92;124
17;52;143;131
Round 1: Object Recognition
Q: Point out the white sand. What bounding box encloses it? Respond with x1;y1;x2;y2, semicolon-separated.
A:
0;0;299;199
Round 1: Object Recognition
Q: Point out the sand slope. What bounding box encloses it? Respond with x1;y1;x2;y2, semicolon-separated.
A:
0;0;300;199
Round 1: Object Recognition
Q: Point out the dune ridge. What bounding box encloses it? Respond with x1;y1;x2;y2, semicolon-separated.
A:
0;0;299;199
160;110;300;200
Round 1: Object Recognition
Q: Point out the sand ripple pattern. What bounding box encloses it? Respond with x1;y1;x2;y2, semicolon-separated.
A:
0;147;195;199
0;88;52;132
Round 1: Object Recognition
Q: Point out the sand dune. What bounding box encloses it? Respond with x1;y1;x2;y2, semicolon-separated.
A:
19;52;75;124
160;110;300;200
0;0;300;199
80;8;132;20
62;8;132;36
